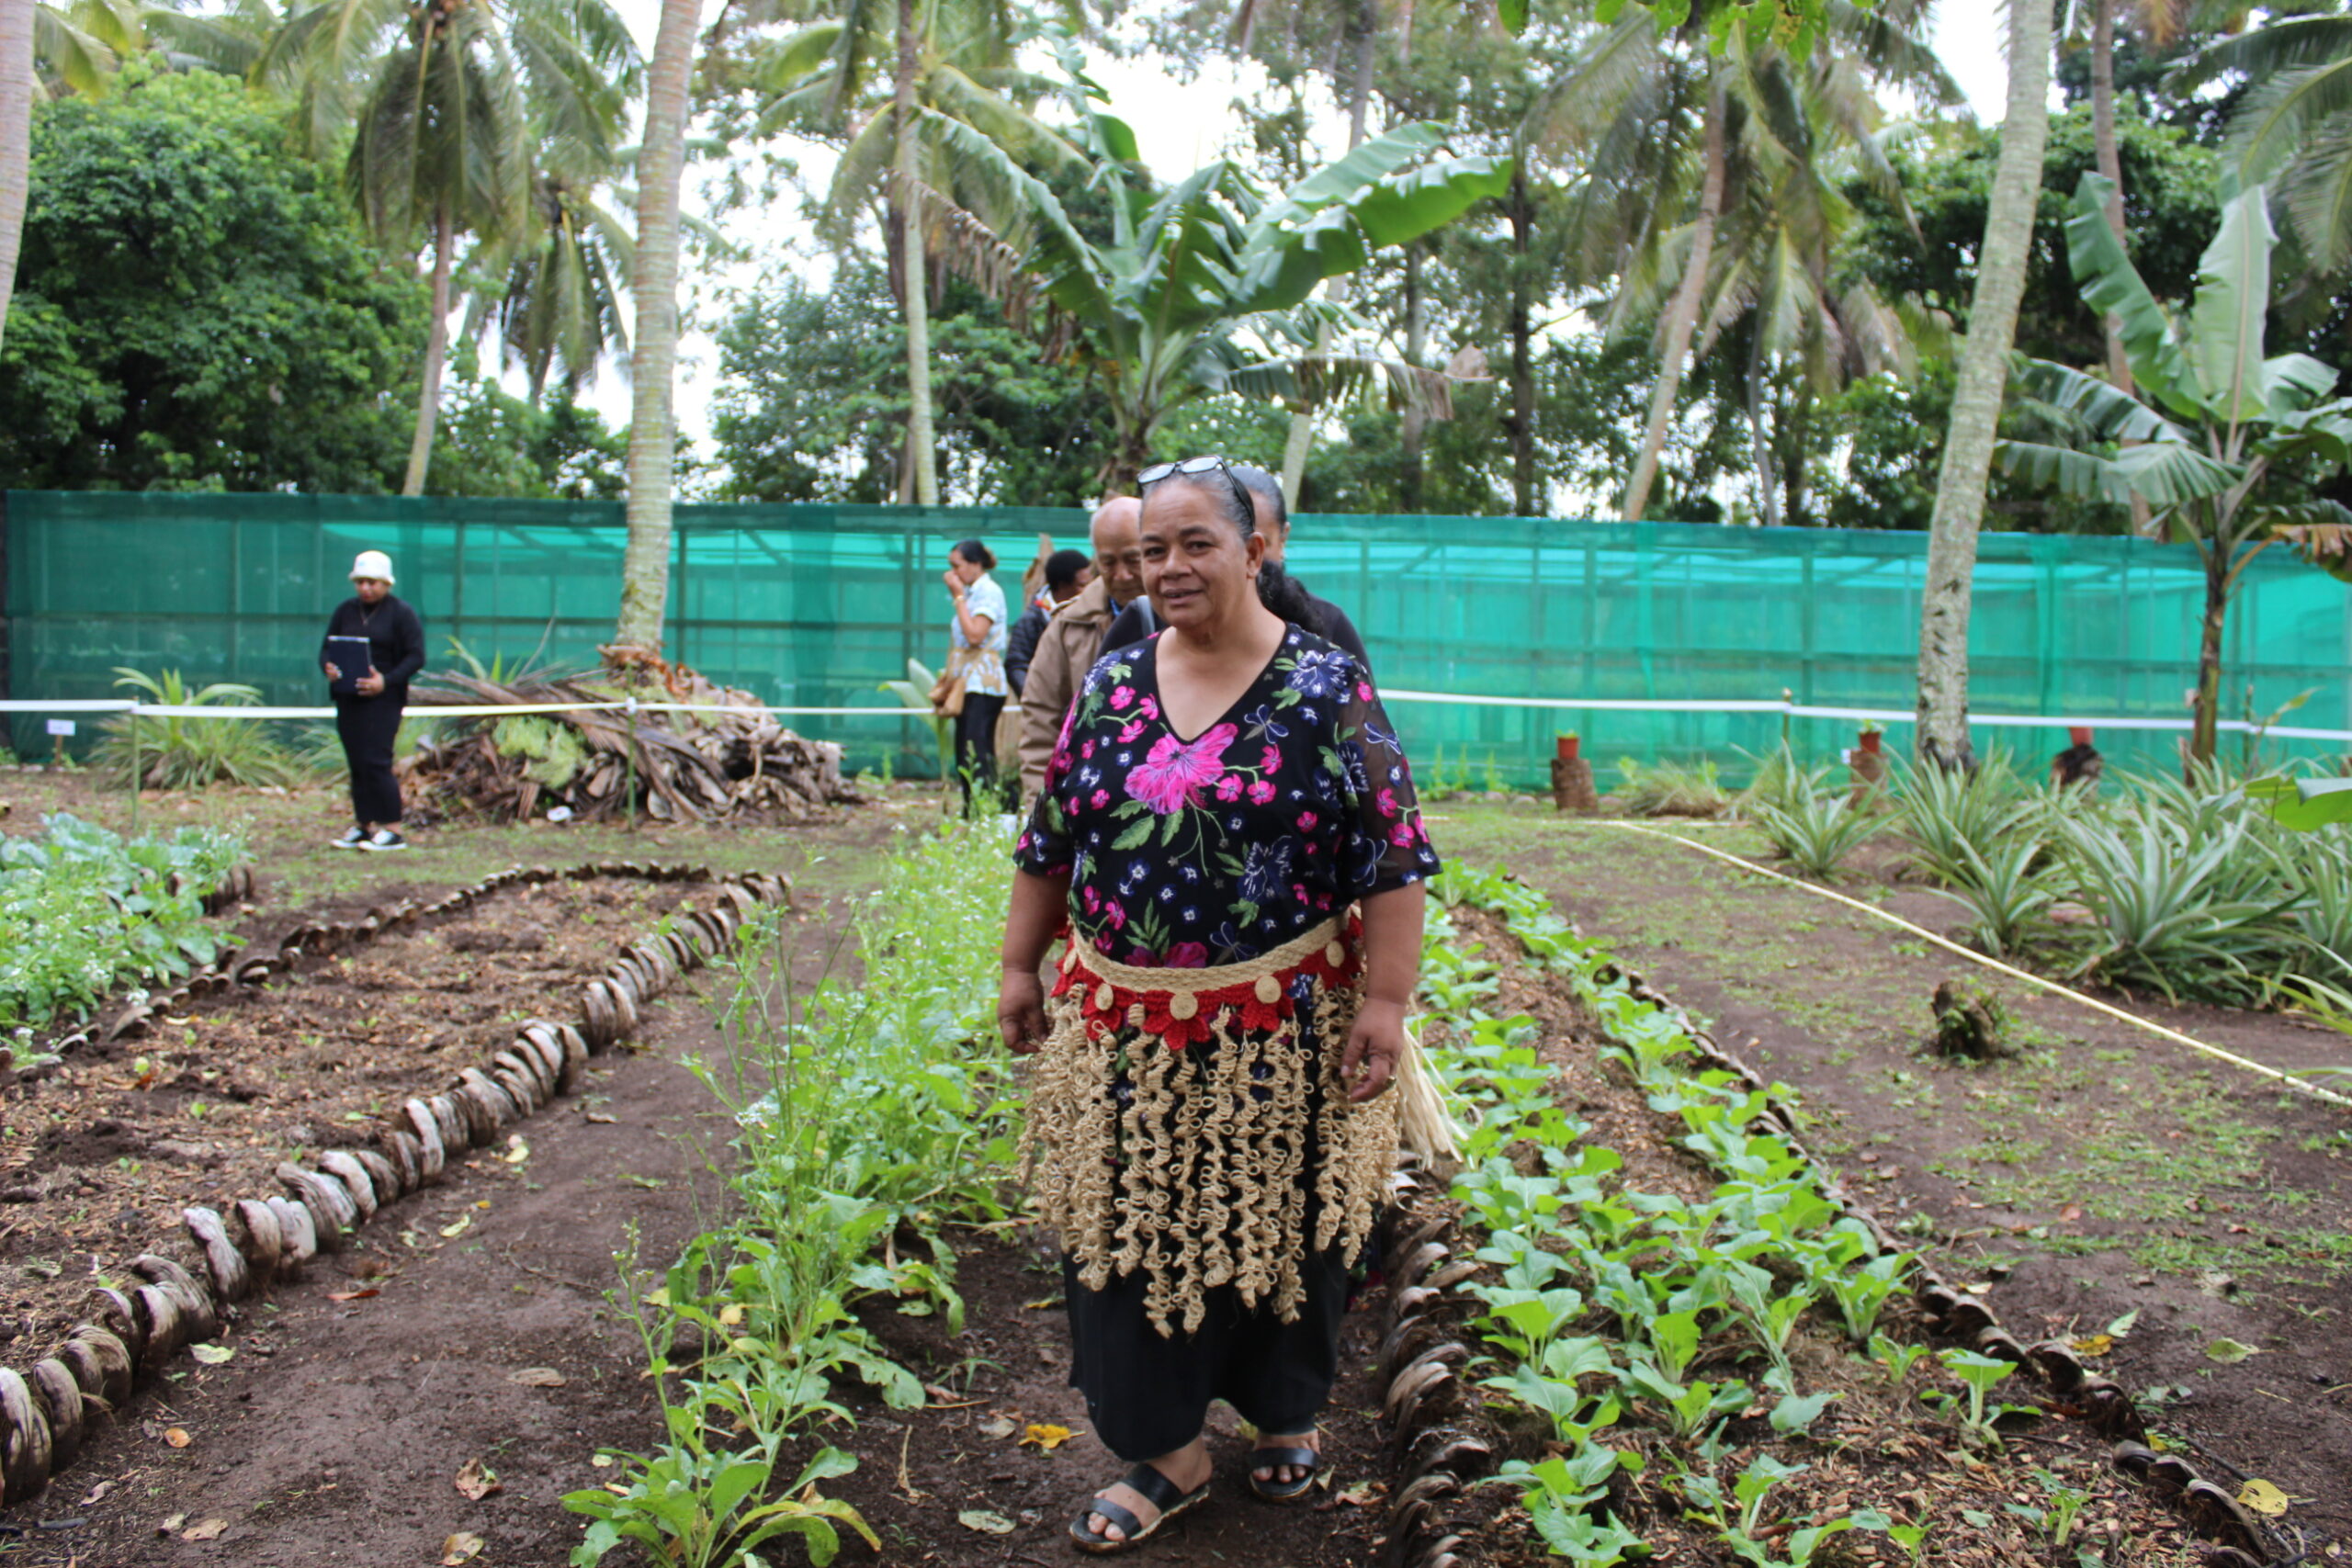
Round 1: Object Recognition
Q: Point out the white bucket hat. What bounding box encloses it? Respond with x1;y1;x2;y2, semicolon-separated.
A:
349;550;395;585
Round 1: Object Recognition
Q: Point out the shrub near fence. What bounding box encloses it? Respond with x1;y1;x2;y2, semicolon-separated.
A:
5;491;2348;784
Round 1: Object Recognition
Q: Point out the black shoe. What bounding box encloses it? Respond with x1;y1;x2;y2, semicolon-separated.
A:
360;829;408;852
332;827;368;850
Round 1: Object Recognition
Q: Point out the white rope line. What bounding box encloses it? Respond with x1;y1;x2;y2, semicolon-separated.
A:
6;690;2348;740
1591;818;2352;1111
1379;689;2352;744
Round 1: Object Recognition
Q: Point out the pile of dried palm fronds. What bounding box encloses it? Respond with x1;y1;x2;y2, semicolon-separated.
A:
400;657;861;824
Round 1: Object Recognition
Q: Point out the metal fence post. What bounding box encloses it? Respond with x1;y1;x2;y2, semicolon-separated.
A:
128;707;140;836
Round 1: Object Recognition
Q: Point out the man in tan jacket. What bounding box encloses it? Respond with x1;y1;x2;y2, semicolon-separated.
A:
1020;497;1146;798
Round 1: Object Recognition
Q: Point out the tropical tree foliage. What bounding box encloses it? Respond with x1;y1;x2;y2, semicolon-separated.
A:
1997;174;2352;766
0;65;425;490
257;0;641;495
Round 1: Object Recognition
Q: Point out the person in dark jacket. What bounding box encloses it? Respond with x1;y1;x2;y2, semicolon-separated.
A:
320;549;425;852
1099;465;1369;669
1006;548;1094;699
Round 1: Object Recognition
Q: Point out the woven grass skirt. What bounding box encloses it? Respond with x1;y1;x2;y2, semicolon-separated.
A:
1021;916;1396;1338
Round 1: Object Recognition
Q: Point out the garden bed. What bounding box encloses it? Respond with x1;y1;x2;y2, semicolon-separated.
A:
0;872;716;1363
1408;891;2237;1566
1437;803;2352;1546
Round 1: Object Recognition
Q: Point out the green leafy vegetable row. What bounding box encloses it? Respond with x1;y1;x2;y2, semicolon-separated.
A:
1;813;248;1038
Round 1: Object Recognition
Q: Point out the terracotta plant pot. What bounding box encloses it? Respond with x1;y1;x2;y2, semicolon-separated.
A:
2069;726;2094;747
1555;734;1579;762
1859;729;1883;755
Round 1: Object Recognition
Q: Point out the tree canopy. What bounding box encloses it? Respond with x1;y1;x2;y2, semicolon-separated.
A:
0;65;424;491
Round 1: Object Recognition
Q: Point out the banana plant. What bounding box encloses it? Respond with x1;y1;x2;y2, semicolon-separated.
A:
923;62;1511;487
1996;173;2352;768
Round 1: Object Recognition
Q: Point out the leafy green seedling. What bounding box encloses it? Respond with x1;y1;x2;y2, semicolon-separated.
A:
1937;1348;2017;1438
1870;1331;1930;1384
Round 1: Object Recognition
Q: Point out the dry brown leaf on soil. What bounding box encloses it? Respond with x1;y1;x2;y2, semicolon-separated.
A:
503;1135;529;1165
441;1530;486;1565
164;1427;192;1448
160;1512;187;1532
188;1342;233;1365
181;1517;230;1541
958;1509;1017;1535
438;1213;473;1240
978;1415;1019;1439
508;1367;566;1387
455;1459;503;1501
1020;1423;1073;1451
326;1288;379;1303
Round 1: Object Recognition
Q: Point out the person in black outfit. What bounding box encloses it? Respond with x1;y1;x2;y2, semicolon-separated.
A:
1006;548;1093;699
1099;465;1370;670
320;549;425;852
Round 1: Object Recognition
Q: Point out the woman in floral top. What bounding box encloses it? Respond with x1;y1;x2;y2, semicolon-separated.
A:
999;457;1437;1554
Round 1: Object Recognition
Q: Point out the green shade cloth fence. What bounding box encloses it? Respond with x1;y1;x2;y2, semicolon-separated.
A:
6;491;2348;785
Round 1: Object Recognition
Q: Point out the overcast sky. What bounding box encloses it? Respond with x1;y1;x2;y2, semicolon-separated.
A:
572;4;2014;460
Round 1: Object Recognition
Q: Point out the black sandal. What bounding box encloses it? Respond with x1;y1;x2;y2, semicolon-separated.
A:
1247;1443;1320;1503
1069;1461;1210;1554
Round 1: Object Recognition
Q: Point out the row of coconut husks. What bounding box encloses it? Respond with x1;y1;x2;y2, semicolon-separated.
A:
0;861;793;1506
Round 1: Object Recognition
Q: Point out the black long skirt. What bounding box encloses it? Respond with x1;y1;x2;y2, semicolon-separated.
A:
1061;1245;1349;1461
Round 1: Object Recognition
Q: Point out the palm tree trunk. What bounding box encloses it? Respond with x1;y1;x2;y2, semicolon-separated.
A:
1621;74;1727;524
2088;0;2154;537
401;205;457;496
1782;381;1811;525
0;0;34;363
2189;536;2226;773
1277;0;1376;509
1400;240;1427;510
1916;0;2053;771
1508;163;1535;516
1747;325;1778;529
896;0;937;507
614;0;701;654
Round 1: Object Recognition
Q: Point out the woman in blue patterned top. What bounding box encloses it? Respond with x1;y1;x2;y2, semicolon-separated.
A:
998;456;1437;1554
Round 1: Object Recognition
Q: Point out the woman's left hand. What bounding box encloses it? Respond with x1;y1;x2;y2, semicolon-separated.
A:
355;671;386;696
1340;998;1406;1103
942;569;964;596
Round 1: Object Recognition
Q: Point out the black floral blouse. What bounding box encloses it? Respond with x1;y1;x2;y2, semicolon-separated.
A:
1013;625;1441;967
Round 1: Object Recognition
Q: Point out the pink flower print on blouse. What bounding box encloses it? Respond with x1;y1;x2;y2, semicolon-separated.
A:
1377;787;1402;819
1104;899;1128;930
1119;719;1147;743
1248;779;1277;805
1110;685;1135;711
1139;694;1161;720
1297;811;1318;831
1216;773;1245;802
1260;745;1281;773
1162;941;1210;969
1125;723;1238;815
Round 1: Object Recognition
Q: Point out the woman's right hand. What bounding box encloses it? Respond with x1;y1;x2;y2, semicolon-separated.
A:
998;968;1047;1055
322;661;341;680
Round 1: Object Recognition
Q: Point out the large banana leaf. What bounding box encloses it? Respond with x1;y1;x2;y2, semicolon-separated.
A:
2256;400;2352;468
2066;175;2201;421
2265;353;2341;418
1996;437;2242;508
2189;182;2277;424
2011;357;2188;446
